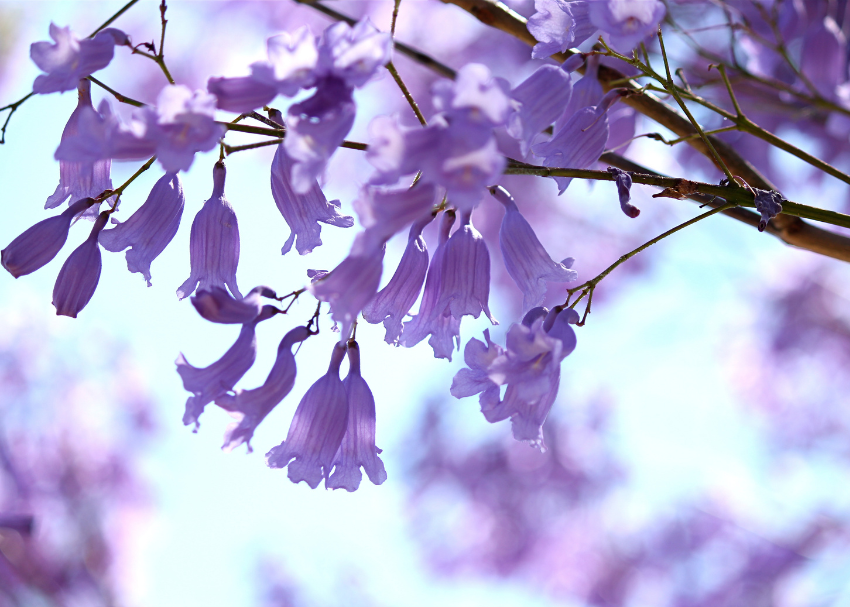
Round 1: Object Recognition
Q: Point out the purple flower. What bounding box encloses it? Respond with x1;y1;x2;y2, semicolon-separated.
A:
269;110;354;255
30;24;126;94
2;198;95;278
266;342;350;489
52;210;110;318
588;0;666;53
191;285;277;324
99;172;185;286
176;305;278;429
801;16;847;97
328;341;387;491
527;0;596;59
555;54;603;132
216;325;312;452
606;167;639;218
353;183;438;248
450;328;505;411
754;189;784;232
177;162;242;300
507;64;574;157
434;63;511;128
491;186;578;312
46;79;113;215
362;216;432;344
315;19;393;89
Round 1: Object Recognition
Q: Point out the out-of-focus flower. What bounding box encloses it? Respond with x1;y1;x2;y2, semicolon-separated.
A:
191;285;277;324
491;186;577;312
588;0;666;53
328;341;387;491
216;325;312;452
527;0;595;59
177;162;241;300
52;210;110;318
177;306;278;429
30;24;128;94
267;342;350;488
315;19;392;88
2;198;95;278
801;16;847;97
99;172;185;286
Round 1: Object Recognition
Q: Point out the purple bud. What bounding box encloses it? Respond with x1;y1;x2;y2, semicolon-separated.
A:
52;210;109;317
99;172;185;286
2;198;95;278
177;162;241;300
216;325;311;452
191;285;277;324
606;166;639;218
31;24;117;94
754;189;784;232
266;343;350;488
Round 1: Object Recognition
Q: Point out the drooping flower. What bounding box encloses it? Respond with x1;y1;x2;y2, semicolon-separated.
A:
216;325;312;452
362;216;432;344
268;109;354;255
491;186;577;312
52;209;110;318
46;79;113;215
191;285;277;324
99;172;185;286
177;162;242;300
606;167;639;218
555;54;603;132
327;341;387;491
352;183;438;248
176;305;278;429
30;24;128;94
266;342;350;489
588;0;666;53
1;197;95;278
527;0;596;59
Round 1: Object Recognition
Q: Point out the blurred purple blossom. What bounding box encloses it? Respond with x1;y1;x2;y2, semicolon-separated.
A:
527;0;595;59
588;0;666;53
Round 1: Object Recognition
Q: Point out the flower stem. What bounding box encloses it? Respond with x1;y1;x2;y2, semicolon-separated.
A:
0;92;34;144
87;76;145;107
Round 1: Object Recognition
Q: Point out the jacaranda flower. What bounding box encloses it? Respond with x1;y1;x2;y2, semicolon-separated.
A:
52;209;110;318
191;285;277;324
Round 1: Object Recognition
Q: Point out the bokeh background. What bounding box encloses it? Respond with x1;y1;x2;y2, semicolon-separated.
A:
3;1;850;606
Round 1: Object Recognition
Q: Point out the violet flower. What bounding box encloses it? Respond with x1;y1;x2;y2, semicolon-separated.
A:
507;63;575;157
450;328;505;412
52;210;110;318
555;54;603;132
268;110;354;255
266;342;350;489
99;172;185;286
328;341;387;491
177;305;278;429
362;216;432;344
588;0;666;53
353;183;438;247
315;19;393;89
801;16;846;97
606;167;639;218
191;285;277;324
46;79;113;215
491;186;578;312
2;198;95;278
527;0;596;59
30;24;127;94
177;162;242;300
216;325;312;452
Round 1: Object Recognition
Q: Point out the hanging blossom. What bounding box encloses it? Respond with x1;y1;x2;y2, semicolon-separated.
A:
46;79;114;216
367;63;510;210
52;210;110;318
451;306;579;450
30;24;130;94
177;162;242;300
191;285;278;324
99;172;185;286
491;186;578;313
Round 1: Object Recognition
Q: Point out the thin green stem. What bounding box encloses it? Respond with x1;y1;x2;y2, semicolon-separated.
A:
225;139;283;155
715;64;743;117
88;0;139;37
391;0;402;37
386;62;427;126
87;76;145;106
0;92;35;144
103;156;157;201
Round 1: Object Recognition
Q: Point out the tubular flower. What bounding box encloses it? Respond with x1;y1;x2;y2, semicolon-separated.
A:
52;209;110;318
507;63;575;157
268;110;354;255
46;79;113;215
191;285;277;324
99;172;185;286
491;186;577;313
328;341;387;491
2;198;96;278
177;162;242;300
266;342;350;489
176;306;278;429
216;326;312;452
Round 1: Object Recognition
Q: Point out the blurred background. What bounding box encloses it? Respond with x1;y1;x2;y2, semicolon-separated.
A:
2;1;850;605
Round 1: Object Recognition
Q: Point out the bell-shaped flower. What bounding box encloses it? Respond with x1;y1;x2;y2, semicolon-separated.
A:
401;211;462;360
362;216;432;344
216;325;312;452
327;341;387;491
527;0;596;59
30;24;127;94
588;0;665;53
46;79;113;215
99;172;185;286
177;162;242;300
606;167;639;218
52;210;110;317
507;62;576;157
191;285;277;324
268;110;354;254
177;305;278;429
2;197;95;278
309;232;385;341
315;19;392;89
266;342;349;488
492;186;578;312
532;89;626;194
353;183;437;246
555;54;604;132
